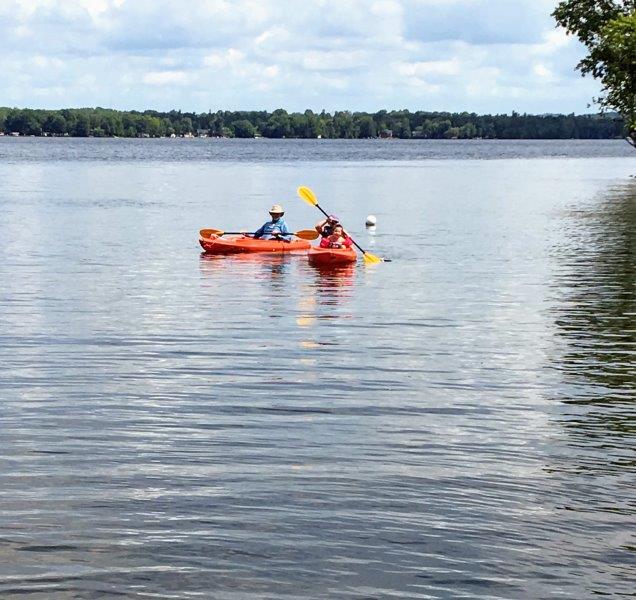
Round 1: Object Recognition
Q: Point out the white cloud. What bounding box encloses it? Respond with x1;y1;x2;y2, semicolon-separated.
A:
533;64;553;79
142;70;191;86
537;28;571;54
254;26;290;47
397;59;460;77
203;48;245;68
300;50;369;71
30;55;65;69
0;0;602;113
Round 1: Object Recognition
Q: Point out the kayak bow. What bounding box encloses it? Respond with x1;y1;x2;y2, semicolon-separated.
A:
308;246;357;267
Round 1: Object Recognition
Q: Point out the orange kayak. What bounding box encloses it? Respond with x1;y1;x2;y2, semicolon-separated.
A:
199;234;311;254
308;246;357;267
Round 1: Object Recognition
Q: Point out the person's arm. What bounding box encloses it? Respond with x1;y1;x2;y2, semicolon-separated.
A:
343;237;353;248
278;220;292;242
315;218;327;233
252;223;265;238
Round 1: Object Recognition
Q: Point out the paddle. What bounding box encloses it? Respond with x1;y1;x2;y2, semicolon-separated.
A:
200;228;319;240
296;186;386;264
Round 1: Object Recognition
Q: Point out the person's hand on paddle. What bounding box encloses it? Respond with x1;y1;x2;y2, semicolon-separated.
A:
272;231;287;241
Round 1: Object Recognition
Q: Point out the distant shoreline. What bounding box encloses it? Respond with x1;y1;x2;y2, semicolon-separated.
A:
0;107;624;140
0;134;627;141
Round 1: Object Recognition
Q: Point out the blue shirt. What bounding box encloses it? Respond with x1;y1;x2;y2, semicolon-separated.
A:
253;218;291;241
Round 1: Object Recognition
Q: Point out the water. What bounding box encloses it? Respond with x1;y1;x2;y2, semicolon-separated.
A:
0;137;634;164
0;138;634;599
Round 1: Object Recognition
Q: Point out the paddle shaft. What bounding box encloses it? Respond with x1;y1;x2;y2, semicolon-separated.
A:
222;232;261;235
203;230;314;239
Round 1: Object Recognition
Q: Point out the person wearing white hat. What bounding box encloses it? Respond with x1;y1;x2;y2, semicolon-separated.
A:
251;204;292;241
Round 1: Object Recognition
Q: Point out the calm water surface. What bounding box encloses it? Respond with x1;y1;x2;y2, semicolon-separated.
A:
0;139;634;599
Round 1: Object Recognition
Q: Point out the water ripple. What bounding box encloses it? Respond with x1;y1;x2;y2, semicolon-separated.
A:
0;146;634;598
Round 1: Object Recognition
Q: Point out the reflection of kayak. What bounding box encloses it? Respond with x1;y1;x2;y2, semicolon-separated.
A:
308;246;357;267
200;234;311;254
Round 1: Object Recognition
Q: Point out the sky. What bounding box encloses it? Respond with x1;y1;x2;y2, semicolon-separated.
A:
0;0;602;115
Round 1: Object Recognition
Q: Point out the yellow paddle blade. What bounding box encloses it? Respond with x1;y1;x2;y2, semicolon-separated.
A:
297;186;318;206
200;228;224;238
294;229;320;240
363;252;383;264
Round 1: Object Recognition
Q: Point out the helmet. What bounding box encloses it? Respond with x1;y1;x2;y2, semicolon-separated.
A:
269;204;284;214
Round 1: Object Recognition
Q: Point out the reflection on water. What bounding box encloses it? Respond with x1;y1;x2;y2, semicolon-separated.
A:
296;264;356;353
308;263;356;307
551;183;635;402
544;183;635;588
199;253;357;352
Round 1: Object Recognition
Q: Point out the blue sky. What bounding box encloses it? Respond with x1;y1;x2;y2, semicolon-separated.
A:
0;0;600;114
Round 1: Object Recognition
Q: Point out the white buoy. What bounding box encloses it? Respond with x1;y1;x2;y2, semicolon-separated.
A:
365;214;377;227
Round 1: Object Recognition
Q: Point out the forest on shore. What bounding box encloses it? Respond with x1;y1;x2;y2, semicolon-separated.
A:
0;107;624;140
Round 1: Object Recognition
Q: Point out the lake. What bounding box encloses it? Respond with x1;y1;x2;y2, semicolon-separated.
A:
0;138;634;599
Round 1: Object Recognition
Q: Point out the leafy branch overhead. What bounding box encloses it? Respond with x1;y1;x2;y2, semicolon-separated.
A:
552;0;636;143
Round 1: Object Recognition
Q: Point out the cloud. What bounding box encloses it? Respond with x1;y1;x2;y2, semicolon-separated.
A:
402;0;556;45
101;0;273;52
142;70;192;85
203;48;245;68
533;64;553;79
396;59;460;77
0;0;601;114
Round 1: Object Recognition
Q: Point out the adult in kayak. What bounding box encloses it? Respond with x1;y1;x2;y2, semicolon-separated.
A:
319;224;353;249
249;204;292;241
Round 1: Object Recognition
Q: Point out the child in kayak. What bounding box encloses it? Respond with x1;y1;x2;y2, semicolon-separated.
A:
315;214;340;238
319;224;352;249
250;204;292;241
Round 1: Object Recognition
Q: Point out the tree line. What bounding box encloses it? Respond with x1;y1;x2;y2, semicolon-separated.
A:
0;106;624;139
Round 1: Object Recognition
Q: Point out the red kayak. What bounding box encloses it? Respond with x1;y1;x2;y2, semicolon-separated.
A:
200;234;311;255
308;246;357;267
